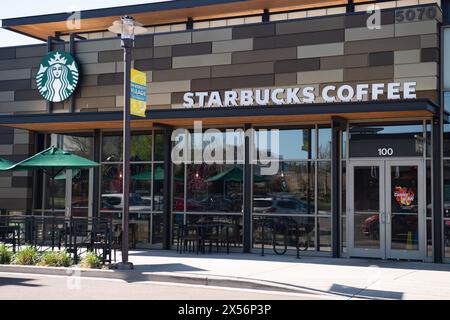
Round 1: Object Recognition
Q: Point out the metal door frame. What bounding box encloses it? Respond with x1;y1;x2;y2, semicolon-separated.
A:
347;160;386;259
385;160;425;260
347;159;426;260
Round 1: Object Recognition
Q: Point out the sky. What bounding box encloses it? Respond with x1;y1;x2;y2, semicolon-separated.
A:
0;0;173;47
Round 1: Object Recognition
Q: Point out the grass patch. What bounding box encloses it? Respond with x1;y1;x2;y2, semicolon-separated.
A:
37;250;73;267
12;246;39;265
80;252;103;269
0;244;13;264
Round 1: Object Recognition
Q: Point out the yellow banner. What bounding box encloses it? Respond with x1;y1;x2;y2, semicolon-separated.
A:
130;68;147;117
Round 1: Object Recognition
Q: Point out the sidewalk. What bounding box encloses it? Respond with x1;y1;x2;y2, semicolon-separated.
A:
121;250;450;300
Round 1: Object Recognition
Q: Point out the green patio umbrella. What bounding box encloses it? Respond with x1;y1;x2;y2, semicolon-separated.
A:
0;157;13;170
7;146;99;216
54;169;81;180
131;166;164;181
131;166;185;182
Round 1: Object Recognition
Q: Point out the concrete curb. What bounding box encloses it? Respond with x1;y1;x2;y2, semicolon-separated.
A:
0;264;325;296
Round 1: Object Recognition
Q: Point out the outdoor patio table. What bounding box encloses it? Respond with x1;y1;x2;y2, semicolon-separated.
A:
178;223;230;253
0;225;20;252
188;223;231;254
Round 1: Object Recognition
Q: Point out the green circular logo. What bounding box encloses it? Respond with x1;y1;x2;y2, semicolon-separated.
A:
36;51;79;102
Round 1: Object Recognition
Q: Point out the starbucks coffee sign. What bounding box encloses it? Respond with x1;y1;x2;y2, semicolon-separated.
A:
182;82;417;108
36;51;79;102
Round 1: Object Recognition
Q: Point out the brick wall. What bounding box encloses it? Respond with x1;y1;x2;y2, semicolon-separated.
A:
0;5;442;116
0;126;34;212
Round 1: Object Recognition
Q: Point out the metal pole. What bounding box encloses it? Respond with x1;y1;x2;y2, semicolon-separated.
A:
243;123;252;253
51;168;55;217
331;118;342;258
121;38;133;264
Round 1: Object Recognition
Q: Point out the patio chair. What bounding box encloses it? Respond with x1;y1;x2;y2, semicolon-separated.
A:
178;225;203;254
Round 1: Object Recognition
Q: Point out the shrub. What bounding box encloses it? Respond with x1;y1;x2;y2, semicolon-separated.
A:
80;252;103;269
0;244;13;264
12;246;39;265
37;250;73;267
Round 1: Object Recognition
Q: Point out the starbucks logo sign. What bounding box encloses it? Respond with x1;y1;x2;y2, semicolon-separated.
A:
36;51;79;102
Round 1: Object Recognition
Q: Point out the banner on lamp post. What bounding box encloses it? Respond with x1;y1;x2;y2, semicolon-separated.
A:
130;68;147;117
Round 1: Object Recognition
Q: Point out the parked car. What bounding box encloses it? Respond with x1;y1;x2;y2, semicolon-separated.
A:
362;213;419;243
172;197;205;212
253;196;312;215
101;193;151;212
253;196;314;233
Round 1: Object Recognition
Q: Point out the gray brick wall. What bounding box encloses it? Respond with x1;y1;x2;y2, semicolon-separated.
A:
0;126;33;212
0;5;440;114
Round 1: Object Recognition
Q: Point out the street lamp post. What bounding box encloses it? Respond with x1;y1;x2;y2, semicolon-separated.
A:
108;16;146;269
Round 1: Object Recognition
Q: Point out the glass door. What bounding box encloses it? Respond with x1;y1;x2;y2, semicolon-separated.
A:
348;161;386;258
386;161;425;260
348;160;425;260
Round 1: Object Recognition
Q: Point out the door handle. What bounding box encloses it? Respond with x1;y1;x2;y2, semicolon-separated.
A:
380;212;385;224
386;213;391;225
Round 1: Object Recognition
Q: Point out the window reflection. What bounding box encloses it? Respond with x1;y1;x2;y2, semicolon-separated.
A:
255;128;315;160
42;134;93;217
444;160;450;219
173;164;185;212
102;133;153;162
186;164;243;213
100;131;164;249
318;128;331;159
318;161;331;214
253;162;315;215
444;124;450;158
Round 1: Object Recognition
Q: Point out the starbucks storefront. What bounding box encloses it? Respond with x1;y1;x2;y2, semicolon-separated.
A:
0;0;445;262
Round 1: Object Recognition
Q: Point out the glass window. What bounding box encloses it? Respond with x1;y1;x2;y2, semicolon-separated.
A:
102;135;122;162
44;175;66;213
154;132;164;161
427;160;432;218
445;220;450;258
153;164;164;212
341;161;346;217
444;160;450;219
131;134;152;161
444;27;450;90
55;134;94;159
255;128;315;161
342;129;347;159
252;216;316;252
186;214;243;247
186;164;243;213
186;130;244;164
43;134;94;216
318;217;332;252
426;122;431;158
444;124;450;158
318;128;331;159
102;133;152;162
71;169;90;218
101;164;123;210
349;123;425;158
253;162;315;215
317;161;331;215
445;92;450;117
173;164;185;212
130;164;152;209
427;219;433;257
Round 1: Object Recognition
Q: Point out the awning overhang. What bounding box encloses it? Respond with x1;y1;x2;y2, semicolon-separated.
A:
0;99;439;132
2;0;347;41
